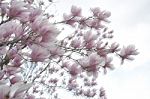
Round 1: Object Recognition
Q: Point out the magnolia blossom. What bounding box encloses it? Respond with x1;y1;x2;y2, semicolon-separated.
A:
86;19;104;29
83;31;97;43
85;41;96;49
29;7;42;22
8;0;28;18
17;11;30;23
83;89;96;97
7;48;18;59
68;63;81;77
49;45;65;58
30;16;59;44
109;42;120;53
62;61;70;68
30;16;45;32
91;7;111;21
99;87;107;99
0;21;24;39
79;53;105;77
71;37;81;48
39;24;59;43
71;5;82;16
119;45;139;64
0;21;15;38
0;47;6;56
96;40;104;50
63;13;77;25
30;44;49;62
103;57;114;74
12;54;22;67
91;7;101;17
0;2;9;15
67;79;78;91
89;53;102;66
14;23;24;37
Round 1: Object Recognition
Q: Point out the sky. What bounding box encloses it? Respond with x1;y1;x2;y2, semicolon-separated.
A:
51;0;150;99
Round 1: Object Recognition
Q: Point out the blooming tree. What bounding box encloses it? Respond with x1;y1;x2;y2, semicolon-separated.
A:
0;0;139;99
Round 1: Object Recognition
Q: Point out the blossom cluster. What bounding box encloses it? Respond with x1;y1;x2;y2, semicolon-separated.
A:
0;0;138;99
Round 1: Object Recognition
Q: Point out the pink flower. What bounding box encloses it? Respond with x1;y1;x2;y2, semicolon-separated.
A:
86;53;104;76
0;21;14;38
62;61;70;68
0;47;6;56
102;11;111;18
103;57;114;74
86;19;104;29
85;41;95;49
13;23;24;37
49;45;64;58
91;7;111;22
109;42;120;53
39;24;59;43
71;5;82;16
91;7;101;17
31;16;59;43
63;13;77;25
7;48;18;59
83;31;97;43
71;38;81;48
0;21;24;38
0;2;9;15
68;63;81;77
63;13;71;21
12;54;22;67
83;89;96;97
29;8;42;22
96;40;104;50
30;16;45;32
8;0;28;18
119;45;139;64
79;53;105;75
99;87;107;99
79;57;89;68
17;11;30;23
67;79;78;90
30;44;49;62
89;53;102;66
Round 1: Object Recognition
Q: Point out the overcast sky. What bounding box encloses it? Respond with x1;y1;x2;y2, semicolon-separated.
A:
52;0;150;99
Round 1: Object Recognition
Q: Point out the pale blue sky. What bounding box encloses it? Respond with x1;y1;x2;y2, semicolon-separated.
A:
52;0;150;98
